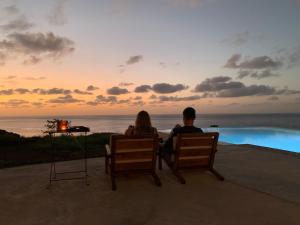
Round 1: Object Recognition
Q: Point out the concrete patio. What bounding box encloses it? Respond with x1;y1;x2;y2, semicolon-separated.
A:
0;144;299;225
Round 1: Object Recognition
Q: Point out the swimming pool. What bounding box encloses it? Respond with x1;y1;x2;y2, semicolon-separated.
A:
161;127;300;153
205;127;300;153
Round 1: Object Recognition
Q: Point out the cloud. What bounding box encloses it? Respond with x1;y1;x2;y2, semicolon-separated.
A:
152;83;188;94
24;76;46;80
31;102;44;107
0;16;34;32
73;89;93;95
48;94;83;104
134;85;152;93
133;96;142;100
0;99;29;107
0;32;75;64
237;69;280;79
0;89;14;95
159;95;202;102
119;82;134;86
87;95;118;106
3;5;20;14
126;55;143;65
149;94;157;99
32;88;71;95
0;52;6;65
48;0;68;26
3;75;17;80
224;54;283;69
86;85;99;91
14;88;31;94
194;76;300;98
288;46;300;66
23;55;42;65
107;86;129;95
194;76;242;92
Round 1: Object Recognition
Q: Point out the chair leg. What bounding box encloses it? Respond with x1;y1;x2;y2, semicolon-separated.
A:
173;170;186;184
152;171;162;187
158;153;162;170
210;168;225;181
105;156;108;174
111;174;117;191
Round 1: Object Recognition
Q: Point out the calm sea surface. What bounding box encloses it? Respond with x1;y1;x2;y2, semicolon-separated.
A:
1;114;300;137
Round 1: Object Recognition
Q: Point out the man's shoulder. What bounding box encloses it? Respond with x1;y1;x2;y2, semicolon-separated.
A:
179;126;203;133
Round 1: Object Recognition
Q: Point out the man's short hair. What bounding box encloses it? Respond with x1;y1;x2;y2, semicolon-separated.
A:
183;107;196;120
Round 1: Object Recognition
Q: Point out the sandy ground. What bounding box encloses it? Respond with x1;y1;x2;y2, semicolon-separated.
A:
0;144;300;225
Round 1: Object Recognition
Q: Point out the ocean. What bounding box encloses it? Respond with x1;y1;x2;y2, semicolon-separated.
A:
1;113;300;137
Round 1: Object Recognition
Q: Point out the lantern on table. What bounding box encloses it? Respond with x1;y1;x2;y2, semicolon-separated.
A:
57;120;69;132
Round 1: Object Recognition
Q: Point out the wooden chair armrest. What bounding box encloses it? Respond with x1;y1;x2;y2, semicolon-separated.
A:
105;144;111;157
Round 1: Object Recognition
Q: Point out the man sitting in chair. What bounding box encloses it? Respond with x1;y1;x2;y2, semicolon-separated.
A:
162;107;203;158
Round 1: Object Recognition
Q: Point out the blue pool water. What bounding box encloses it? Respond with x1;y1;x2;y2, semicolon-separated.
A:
204;127;300;153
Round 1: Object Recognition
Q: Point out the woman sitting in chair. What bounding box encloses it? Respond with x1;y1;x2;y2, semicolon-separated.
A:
125;111;158;136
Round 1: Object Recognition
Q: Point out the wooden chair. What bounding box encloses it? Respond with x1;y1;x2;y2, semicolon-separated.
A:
105;134;161;190
159;132;224;184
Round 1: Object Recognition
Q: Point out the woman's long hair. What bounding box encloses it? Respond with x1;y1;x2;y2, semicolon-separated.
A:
135;111;152;133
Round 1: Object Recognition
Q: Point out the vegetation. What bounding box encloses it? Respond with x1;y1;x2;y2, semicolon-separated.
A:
0;129;112;169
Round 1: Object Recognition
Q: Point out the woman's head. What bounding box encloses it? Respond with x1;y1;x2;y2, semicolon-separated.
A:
135;110;152;129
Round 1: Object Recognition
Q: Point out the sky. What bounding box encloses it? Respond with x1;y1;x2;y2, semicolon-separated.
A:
0;0;300;116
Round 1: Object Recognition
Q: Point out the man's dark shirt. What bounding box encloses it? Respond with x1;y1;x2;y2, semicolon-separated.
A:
163;126;203;154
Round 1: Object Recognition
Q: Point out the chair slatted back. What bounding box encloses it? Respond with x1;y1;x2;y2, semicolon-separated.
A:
174;132;219;169
110;135;158;172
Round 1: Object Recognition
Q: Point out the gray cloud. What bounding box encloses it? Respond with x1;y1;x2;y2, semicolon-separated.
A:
32;88;71;95
48;0;68;26
73;89;93;95
288;46;300;66
0;16;34;32
48;94;83;104
134;85;152;93
194;76;242;92
237;69;280;79
87;95;118;106
0;89;14;95
225;54;283;69
3;5;20;14
152;83;188;94
86;85;99;91
194;76;300;98
0;32;75;64
0;99;29;107
159;95;202;102
126;55;143;65
14;88;31;94
119;82;134;86
107;86;129;95
250;69;279;79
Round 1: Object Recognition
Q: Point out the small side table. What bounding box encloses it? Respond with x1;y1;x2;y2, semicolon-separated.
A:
46;126;90;187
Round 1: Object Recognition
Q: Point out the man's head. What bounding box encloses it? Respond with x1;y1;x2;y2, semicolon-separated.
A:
183;107;196;126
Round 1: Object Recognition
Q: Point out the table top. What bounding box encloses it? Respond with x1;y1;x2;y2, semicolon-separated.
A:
44;126;90;134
